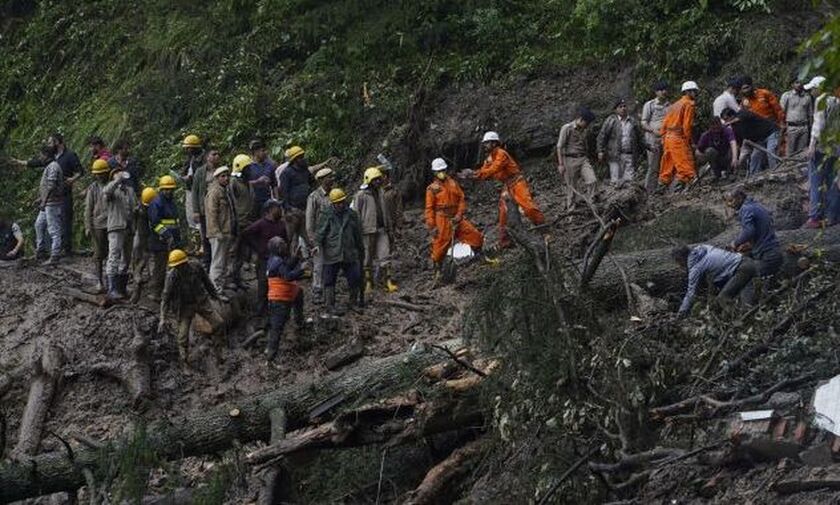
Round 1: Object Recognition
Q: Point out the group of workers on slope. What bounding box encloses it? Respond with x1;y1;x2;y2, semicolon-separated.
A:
5;68;840;367
557;75;840;229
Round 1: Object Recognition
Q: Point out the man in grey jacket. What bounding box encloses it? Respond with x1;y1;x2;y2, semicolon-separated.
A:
305;167;335;304
597;99;644;184
672;244;757;318
780;75;814;156
34;144;65;265
103;169;138;299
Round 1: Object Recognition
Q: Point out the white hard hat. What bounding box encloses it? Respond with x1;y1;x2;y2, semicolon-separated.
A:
681;81;699;92
315;167;334;179
213;166;231;177
805;76;826;91
431;158;448;172
482;131;500;143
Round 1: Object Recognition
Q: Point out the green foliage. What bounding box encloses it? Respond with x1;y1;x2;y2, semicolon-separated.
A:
94;421;160;504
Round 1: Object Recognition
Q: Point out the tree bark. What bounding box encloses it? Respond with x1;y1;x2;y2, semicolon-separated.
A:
10;343;64;460
0;339;462;503
402;437;488;505
587;226;840;308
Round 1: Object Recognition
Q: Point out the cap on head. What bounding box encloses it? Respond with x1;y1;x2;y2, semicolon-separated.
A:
805;76;826;91
91;159;110;174
315;167;334;180
167;249;188;268
182;134;202;148
262;198;283;213
285;145;305;161
482;131;500;143
329;188;347;203
141;187;158;206
681;81;699;92
213;166;231;178
158;175;177;190
232;154;253;174
431;158;448;172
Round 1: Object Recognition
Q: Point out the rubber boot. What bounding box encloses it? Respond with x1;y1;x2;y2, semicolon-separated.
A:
118;274;129;298
384;267;398;293
364;268;374;294
349;286;364;313
322;286;337;319
107;275;122;301
93;262;105;294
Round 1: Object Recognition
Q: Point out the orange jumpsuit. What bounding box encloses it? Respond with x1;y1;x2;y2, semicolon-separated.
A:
476;147;545;246
425;176;483;263
659;95;697;185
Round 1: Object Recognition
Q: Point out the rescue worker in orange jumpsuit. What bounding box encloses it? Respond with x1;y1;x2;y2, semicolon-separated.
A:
659;81;700;191
469;131;545;247
425;158;498;281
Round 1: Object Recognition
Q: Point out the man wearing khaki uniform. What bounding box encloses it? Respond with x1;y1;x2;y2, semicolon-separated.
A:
641;81;671;191
352;167;397;293
557;108;597;210
780;76;814;156
205;166;237;292
305;167;335;304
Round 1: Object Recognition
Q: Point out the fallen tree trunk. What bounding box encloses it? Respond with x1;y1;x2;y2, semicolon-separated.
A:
0;339;462;502
587;226;840;308
402;437;489;505
10;344;64;460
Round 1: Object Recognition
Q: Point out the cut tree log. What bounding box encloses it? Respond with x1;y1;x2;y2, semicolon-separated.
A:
246;393;484;467
587;226;840;308
257;407;287;505
0;339;462;502
402;437;489;505
324;342;365;371
11;343;64;460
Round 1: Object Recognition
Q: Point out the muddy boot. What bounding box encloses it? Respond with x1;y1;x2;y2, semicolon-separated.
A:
118;274;129;298
321;286;338;320
107;275;122;301
264;329;281;363
93;263;105;294
383;267;398;293
349;286;364;313
178;343;190;371
364;268;374;295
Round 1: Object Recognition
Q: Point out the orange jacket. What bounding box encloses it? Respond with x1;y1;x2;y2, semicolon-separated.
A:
659;95;696;142
425;176;467;228
742;88;784;125
476;147;522;183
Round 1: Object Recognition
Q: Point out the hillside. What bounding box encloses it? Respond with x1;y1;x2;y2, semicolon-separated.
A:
1;1;840;504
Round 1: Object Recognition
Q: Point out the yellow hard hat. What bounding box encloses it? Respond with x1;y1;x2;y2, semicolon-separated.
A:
141;187;158;206
363;166;383;186
91;159;110;174
285;145;305;161
167;249;188;268
232;154;253;174
182;134;202;148
158;175;177;190
329;188;347;204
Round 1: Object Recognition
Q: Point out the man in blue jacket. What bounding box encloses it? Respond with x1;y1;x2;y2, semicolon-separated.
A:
726;189;783;277
148;175;183;301
672;244;757;318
